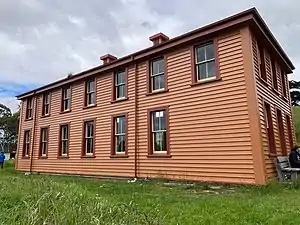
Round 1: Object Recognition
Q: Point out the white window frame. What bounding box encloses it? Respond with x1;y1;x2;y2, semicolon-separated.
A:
26;98;33;119
152;110;167;153
63;87;71;111
43;93;50;115
41;128;48;156
61;125;69;156
115;71;126;100
24;130;30;156
195;43;216;82
114;116;126;154
85;121;94;155
86;80;95;106
150;58;165;92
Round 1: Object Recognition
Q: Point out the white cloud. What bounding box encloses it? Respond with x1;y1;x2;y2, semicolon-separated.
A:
0;0;299;111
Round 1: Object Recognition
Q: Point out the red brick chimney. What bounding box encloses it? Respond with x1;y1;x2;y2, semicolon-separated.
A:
149;33;169;46
100;54;117;65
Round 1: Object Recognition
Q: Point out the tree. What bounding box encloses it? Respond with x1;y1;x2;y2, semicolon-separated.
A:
0;103;19;152
289;80;300;106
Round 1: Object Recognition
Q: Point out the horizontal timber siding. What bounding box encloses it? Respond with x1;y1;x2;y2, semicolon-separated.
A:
16;28;256;184
252;34;295;179
136;30;255;184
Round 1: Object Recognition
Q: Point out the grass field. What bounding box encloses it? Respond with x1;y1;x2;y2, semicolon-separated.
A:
2;161;300;224
293;106;300;145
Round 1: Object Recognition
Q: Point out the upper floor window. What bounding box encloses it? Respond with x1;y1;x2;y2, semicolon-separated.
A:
114;70;126;100
271;59;278;90
195;42;216;81
148;108;169;155
85;79;95;106
112;115;126;155
281;68;287;98
59;124;69;156
23;130;30;157
258;45;267;82
62;86;71;111
150;57;165;92
83;120;94;156
40;127;48;157
26;98;33;119
42;93;50;116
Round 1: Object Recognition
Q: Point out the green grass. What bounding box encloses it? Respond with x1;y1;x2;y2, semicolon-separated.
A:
293;106;300;145
2;161;300;224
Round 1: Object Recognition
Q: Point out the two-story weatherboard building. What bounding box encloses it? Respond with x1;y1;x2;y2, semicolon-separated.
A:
16;8;296;185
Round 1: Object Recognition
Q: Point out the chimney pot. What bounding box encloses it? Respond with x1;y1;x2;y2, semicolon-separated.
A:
100;54;117;64
149;32;169;46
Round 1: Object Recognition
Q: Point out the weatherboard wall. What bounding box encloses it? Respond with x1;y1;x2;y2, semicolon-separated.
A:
251;34;295;179
16;27;258;184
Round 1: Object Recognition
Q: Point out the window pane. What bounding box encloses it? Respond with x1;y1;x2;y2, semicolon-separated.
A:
116;135;125;152
64;99;70;110
42;143;47;154
42;129;47;142
207;61;216;78
154;132;166;152
153;110;165;131
151;58;164;75
152;75;164;91
196;46;205;63
117;85;125;98
197;64;207;80
28;99;32;108
64;88;70;99
62;141;68;154
44;105;49;114
44;94;49;104
26;143;30;154
87;80;94;92
116;71;125;85
86;138;93;153
206;43;215;60
62;126;68;139
86;122;94;137
88;93;95;105
116;117;125;134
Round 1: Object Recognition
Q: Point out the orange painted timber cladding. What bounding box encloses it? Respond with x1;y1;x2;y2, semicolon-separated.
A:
251;34;295;179
16;28;258;184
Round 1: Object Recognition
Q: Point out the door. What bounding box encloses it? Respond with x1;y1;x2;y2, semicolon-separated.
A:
276;109;287;155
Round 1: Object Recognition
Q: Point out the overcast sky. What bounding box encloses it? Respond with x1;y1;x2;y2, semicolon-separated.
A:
1;0;300;112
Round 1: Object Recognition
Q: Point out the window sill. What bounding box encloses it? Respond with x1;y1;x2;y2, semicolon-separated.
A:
41;114;50;118
147;154;172;158
110;154;129;158
190;77;221;86
25;118;33;121
83;104;97;109
38;156;48;159
111;97;128;103
21;156;30;159
81;155;96;158
146;89;169;96
57;156;69;159
60;110;71;114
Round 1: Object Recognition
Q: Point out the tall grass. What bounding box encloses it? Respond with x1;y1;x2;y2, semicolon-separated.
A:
2;161;300;224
